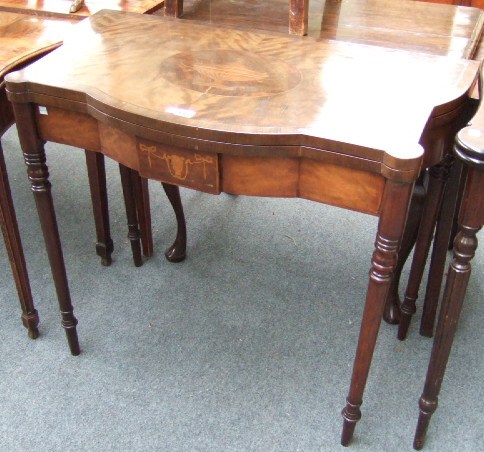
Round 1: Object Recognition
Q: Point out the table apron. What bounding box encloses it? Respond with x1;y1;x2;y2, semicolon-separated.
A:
35;105;393;216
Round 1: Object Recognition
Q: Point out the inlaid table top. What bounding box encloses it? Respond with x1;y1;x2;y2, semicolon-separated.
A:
6;10;480;181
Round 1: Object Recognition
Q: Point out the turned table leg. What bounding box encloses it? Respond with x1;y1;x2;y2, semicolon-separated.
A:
0;141;39;338
12;101;79;355
341;179;414;445
413;117;484;449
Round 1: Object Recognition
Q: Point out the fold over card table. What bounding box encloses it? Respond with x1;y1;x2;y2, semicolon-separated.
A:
5;10;480;445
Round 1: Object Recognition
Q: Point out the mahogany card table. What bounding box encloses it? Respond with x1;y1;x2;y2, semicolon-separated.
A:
5;10;480;445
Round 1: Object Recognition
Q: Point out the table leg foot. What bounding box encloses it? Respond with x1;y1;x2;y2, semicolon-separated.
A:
341;400;361;446
62;314;80;355
413;396;437;450
22;311;40;339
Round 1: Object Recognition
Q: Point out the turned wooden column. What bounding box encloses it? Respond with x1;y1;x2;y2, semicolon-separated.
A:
341;178;414;446
10;101;79;355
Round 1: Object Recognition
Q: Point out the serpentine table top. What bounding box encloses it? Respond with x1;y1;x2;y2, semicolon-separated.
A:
6;10;480;182
4;10;481;445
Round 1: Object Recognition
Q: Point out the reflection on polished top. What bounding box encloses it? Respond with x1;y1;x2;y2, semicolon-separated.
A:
0;0;163;18
5;10;480;165
175;0;484;58
0;11;74;79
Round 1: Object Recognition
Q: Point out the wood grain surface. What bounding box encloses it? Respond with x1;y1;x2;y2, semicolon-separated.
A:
157;0;483;58
5;10;479;174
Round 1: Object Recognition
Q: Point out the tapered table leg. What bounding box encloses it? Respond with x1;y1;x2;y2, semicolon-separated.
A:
162;183;186;263
414;114;484;449
119;164;142;267
398;157;453;340
384;174;426;324
341;179;414;445
85;150;114;266
419;158;462;337
0;141;39;338
12;102;79;355
132;174;153;258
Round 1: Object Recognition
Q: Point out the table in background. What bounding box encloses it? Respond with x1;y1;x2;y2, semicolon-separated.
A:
0;0;163;18
6;10;479;446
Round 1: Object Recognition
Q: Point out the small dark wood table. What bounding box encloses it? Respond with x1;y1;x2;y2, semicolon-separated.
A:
5;10;479;446
413;87;484;450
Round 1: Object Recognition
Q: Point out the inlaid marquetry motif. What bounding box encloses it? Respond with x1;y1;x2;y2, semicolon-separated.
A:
138;139;219;194
160;50;301;97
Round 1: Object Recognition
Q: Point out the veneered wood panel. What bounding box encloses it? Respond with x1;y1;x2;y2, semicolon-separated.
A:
37;107;100;151
222;155;299;197
299;159;385;215
99;123;139;172
222;155;385;215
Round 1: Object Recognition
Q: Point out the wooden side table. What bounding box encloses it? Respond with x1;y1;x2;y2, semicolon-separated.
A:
413;85;484;450
5;10;480;445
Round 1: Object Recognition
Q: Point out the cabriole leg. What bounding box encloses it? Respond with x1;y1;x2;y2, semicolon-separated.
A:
162;183;186;263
